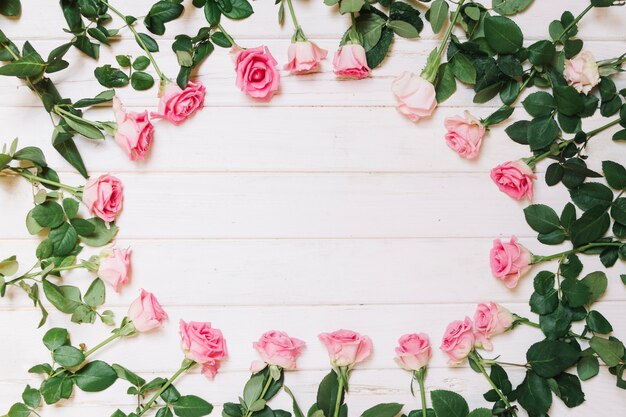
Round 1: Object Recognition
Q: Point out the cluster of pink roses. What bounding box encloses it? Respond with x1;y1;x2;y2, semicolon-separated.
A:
441;302;514;365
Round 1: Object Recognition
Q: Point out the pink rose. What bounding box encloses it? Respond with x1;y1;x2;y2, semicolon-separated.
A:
392;72;437;122
97;246;131;291
473;302;514;350
250;330;305;372
332;43;370;79
318;329;372;367
563;51;600;95
394;333;431;371
284;40;328;74
83;174;124;222
152;81;206;125
490;160;536;200
128;289;168;332
444;111;486;159
179;320;228;379
440;317;475;365
490;236;532;289
112;97;154;161
234;45;281;101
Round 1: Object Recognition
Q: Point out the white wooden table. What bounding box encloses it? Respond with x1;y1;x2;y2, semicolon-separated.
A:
1;1;625;415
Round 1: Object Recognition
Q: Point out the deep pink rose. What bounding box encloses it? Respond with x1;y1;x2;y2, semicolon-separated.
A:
82;174;124;222
332;43;370;79
473;302;514;350
444;111;486;159
490;236;532;288
112;97;154;161
250;330;305;372
98;246;131;292
152;81;206;125
490;160;536;200
563;51;600;95
318;329;372;367
394;333;431;371
440;317;475;365
392;72;437;122
179;320;228;379
234;45;280;101
128;289;168;332
284;41;328;74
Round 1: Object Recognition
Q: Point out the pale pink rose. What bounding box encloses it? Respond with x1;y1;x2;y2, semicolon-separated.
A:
394;333;431;371
82;174;123;222
98;246;131;292
392;72;437;122
563;51;600;95
251;330;305;372
490;236;532;289
284;41;328;74
440;317;475;365
332;43;370;79
179;320;228;379
444;111;486;159
490;160;536;200
152;81;206;125
112;97;154;161
318;329;372;367
128;289;168;332
234;45;280;101
473;302;514;350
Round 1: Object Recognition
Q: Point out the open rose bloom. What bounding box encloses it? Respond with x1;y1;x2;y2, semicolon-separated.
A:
444;111;486;159
98;246;131;291
82;174;124;222
440;317;475;365
180;320;228;379
392;72;437;122
490;160;536;200
112;97;154;161
318;329;372;367
152;81;206;125
333;43;370;79
284;40;328;74
234;45;281;101
490;236;532;288
564;51;600;95
473;302;513;350
250;330;305;373
128;289;168;332
395;333;432;371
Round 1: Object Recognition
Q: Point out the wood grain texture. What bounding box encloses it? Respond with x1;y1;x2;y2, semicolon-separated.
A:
1;0;625;415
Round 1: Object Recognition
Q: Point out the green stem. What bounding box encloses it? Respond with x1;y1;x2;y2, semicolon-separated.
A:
532;242;623;263
217;23;238;48
53;105;110;131
101;1;168;81
470;352;518;417
138;360;196;416
414;371;427;417
84;333;121;357
479;359;528;368
421;0;466;83
284;0;303;39
12;168;81;195
513;315;589;340
557;4;594;43
7;263;91;285
333;369;346;417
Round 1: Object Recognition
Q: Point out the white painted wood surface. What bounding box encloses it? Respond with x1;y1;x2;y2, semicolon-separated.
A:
1;0;626;415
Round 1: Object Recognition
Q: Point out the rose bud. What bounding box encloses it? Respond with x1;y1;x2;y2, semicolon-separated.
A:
152;81;206;125
473;302;514;350
318;329;372;367
234;45;281;101
128;289;168;332
490;236;532;289
112;97;154;161
250;330;305;373
444;111;486;159
394;333;432;371
564;51;600;95
98;246;131;292
440;317;475;365
490;160;536;200
82;174;124;222
392;72;437;122
179;320;228;379
284;40;328;74
332;43;370;79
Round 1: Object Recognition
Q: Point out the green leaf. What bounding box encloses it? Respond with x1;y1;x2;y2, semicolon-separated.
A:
48;222;78;257
365;27;393;69
388;20;419;38
435;62;456;103
527;339;580;377
524;204;561;233
590;336;624;367
430;390;469;417
603;160;626;189
74;360;118;392
466;409;491;417
211;32;232;48
40;374;73;404
528;40;555;66
492;0;534;15
570;206;610;247
172;395;214;417
62;198;79;218
284;386;304;417
357;14;385;51
132;56;151;71
112;364;146;387
42;280;82;314
428;0;449;34
484;15;523;54
32;201;65;229
14;146;47;167
161;384;181;403
561;278;591;307
554;86;584;116
144;1;185;35
581;271;607;304
137;33;159;52
0;0;21;16
450;54;476;84
554;372;585;408
586;310;613;334
611;198;626;224
360;403;403;417
222;0;253;19
70;218;95;236
522;91;555;117
131;71;155;90
389;2;423;35
42;327;69;351
317;370;342;417
505;120;530;144
243;373;264;407
73;35;100;59
53;345;85;368
527;116;559;150
52;129;88;178
0;52;45;77
80;218;118;247
577;355;599;381
116;55;131;67
94;65;129;88
21;385;40;409
61;114;105;140
570;182;613;211
84;278;105;307
8;403;31;417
